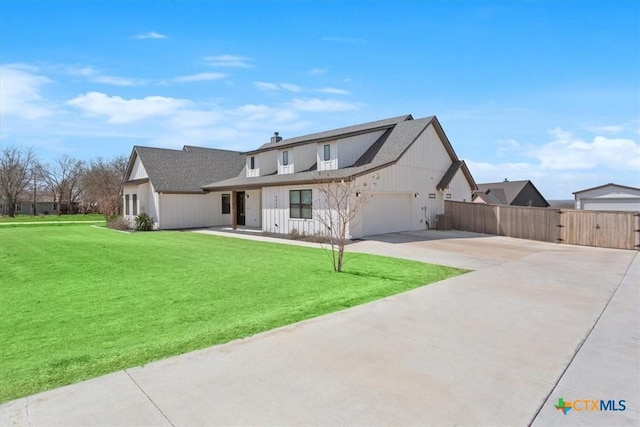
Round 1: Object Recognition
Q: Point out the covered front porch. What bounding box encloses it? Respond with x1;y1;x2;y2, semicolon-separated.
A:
229;188;262;230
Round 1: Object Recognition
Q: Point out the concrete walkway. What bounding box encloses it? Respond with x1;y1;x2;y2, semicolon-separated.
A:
1;231;638;426
0;221;104;226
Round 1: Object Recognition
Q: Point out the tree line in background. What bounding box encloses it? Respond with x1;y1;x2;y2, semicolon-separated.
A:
0;146;127;219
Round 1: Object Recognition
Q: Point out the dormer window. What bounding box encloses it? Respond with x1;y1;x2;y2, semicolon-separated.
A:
283;151;289;166
323;144;330;161
250;156;255;169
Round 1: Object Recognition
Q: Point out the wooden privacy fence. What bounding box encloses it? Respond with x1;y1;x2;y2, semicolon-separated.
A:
444;201;640;250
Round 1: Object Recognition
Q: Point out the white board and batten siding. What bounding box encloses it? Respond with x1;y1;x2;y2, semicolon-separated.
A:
157;192;232;229
353;123;473;234
261;185;325;236
277;144;316;175
336;130;385;169
244;189;262;228
317;142;338;171
129;155;148;180
246;152;277;178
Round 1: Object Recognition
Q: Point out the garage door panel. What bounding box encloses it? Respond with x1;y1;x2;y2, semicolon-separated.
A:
363;193;412;236
583;198;640;212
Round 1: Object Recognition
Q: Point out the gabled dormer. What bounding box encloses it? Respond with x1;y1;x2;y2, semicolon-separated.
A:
317;142;337;171
243;115;413;177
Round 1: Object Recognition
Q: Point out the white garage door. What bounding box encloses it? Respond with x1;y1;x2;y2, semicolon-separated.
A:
582;198;640;212
363;192;412;237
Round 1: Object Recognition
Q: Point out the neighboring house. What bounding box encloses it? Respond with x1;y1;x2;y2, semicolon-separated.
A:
122;114;477;238
573;183;640;212
472;179;550;208
0;197;60;216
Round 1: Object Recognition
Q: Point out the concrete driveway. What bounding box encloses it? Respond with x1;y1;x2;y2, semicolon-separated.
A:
2;230;638;426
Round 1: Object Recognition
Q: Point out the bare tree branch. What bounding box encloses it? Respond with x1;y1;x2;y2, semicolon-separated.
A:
80;155;126;219
0;147;36;217
314;173;379;272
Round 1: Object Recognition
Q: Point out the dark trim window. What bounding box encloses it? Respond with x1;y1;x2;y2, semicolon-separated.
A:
250;156;255;170
323;144;331;161
132;194;138;215
125;194;130;215
290;189;312;219
222;194;231;214
282;150;289;166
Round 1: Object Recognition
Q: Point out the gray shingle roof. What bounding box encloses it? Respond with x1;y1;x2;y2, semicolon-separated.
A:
248;114;414;153
124;146;245;193
573;182;640;194
436;160;477;192
203;117;437;190
476;180;530;205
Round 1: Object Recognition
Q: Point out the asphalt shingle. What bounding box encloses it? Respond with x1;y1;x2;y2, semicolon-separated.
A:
126;146;245;193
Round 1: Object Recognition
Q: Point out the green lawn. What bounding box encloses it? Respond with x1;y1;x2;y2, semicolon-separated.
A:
0;213;105;223
0;225;466;402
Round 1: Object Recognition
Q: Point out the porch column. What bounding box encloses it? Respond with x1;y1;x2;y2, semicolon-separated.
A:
231;190;237;230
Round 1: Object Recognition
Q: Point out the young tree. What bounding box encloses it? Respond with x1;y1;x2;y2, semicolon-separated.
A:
80;155;127;219
0;146;36;217
315;173;378;272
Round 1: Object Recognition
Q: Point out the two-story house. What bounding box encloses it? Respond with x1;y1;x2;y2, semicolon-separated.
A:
122;114;476;237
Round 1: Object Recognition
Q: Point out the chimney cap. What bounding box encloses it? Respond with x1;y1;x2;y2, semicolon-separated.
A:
271;132;283;143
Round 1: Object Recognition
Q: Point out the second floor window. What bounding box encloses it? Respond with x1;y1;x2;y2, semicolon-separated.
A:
323;144;331;161
283;151;289;166
250;156;255;170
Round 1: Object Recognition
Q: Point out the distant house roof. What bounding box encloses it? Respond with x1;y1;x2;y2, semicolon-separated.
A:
203;116;476;191
474;180;549;207
123;145;245;193
573;182;640;195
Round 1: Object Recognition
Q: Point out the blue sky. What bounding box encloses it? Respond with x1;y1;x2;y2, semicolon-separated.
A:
1;0;638;199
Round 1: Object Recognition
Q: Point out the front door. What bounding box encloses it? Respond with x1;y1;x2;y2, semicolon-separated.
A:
236;191;246;226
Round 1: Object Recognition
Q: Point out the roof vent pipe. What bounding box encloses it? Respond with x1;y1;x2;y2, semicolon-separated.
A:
271;132;282;143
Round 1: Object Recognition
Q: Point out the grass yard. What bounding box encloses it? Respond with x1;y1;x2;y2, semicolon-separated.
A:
0;225;467;402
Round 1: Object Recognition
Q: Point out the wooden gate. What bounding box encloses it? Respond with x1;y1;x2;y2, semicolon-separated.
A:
560;210;638;249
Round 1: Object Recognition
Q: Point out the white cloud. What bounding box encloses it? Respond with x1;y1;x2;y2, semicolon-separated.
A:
315;87;350;95
254;82;302;92
67;91;191;124
254;81;280;91
467;127;640;199
280;83;302;92
535;128;640;170
205;55;253;68
589;125;623;134
309;68;328;75
173;72;228;83
67;66;138;86
0;64;54;119
290;98;360;112
132;31;168;39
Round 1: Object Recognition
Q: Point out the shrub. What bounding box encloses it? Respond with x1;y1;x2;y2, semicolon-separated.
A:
107;216;131;231
134;213;154;231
